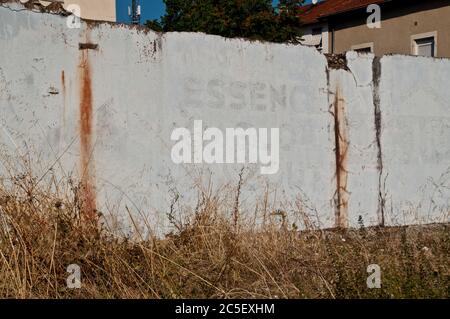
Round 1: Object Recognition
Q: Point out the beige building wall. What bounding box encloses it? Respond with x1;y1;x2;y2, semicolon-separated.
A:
37;0;116;22
331;1;450;58
64;0;116;22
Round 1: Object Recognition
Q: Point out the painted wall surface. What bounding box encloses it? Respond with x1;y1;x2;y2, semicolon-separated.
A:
0;3;449;235
379;55;450;225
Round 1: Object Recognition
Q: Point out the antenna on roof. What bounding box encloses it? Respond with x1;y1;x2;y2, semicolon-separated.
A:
129;0;141;25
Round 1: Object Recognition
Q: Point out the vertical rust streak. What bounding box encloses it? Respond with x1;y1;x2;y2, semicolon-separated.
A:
334;86;349;228
61;70;66;94
79;51;97;222
61;70;66;127
61;70;66;95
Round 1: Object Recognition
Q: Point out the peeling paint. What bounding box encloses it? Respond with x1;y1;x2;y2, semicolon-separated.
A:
0;0;67;15
326;53;349;71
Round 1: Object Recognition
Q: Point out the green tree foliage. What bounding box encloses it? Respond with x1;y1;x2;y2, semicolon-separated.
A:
145;0;304;44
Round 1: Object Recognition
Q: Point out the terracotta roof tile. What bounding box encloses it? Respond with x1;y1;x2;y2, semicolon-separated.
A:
298;0;390;25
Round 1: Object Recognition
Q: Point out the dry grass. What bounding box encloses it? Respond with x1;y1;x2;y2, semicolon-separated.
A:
0;171;448;299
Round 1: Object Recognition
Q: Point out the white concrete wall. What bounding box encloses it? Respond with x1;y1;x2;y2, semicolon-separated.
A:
0;3;449;235
379;55;450;225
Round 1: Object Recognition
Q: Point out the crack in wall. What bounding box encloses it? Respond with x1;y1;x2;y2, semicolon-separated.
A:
372;57;386;226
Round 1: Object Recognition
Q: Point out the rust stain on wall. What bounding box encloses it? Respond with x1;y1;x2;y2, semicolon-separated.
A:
61;70;65;91
61;70;66;127
333;86;349;228
78;51;97;222
79;43;99;51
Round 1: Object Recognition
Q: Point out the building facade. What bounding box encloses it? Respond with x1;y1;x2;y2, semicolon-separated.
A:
299;0;450;58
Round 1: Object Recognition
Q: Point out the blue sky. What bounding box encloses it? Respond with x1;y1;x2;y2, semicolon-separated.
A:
139;0;315;21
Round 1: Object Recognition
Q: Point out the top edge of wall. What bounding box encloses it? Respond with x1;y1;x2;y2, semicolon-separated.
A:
0;0;327;58
0;0;300;45
2;0;450;63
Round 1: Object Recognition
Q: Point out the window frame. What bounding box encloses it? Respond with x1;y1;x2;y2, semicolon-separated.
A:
411;31;438;57
351;42;374;54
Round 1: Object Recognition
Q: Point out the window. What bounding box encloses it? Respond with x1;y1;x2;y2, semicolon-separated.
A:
301;27;323;52
354;47;372;54
300;24;329;54
411;32;437;57
351;42;374;54
415;37;434;57
414;37;434;56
